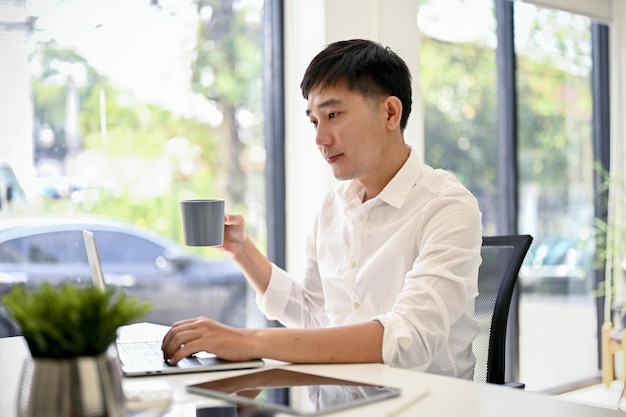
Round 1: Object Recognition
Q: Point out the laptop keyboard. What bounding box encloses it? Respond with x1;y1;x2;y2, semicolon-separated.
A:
117;341;165;368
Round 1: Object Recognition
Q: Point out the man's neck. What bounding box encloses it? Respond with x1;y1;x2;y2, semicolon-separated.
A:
360;144;410;202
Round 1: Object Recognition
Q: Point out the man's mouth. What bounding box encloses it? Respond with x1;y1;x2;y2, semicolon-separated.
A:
325;153;343;163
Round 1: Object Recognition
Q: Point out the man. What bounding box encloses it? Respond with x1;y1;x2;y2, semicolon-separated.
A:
163;39;482;379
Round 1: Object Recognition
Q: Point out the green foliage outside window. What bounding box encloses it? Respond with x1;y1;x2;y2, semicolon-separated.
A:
27;1;266;256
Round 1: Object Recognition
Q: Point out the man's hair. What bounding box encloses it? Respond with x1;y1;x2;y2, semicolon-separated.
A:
300;39;412;131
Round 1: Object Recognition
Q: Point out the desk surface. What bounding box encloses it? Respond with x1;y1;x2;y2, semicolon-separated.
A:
1;323;622;417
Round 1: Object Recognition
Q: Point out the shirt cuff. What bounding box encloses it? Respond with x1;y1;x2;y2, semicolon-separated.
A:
374;312;423;369
255;263;292;319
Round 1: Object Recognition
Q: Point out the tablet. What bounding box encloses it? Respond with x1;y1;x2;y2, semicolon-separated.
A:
186;368;402;416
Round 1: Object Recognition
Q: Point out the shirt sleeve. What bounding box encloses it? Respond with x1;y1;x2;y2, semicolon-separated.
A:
255;263;292;321
374;185;482;374
256;257;330;329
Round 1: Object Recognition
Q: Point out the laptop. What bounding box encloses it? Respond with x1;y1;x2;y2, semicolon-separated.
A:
82;230;265;377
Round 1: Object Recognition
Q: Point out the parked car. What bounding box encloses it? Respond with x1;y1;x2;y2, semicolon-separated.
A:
0;215;253;327
519;236;594;294
36;176;86;200
36;176;120;205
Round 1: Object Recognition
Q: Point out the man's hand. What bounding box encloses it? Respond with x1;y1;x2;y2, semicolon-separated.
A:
161;316;260;365
216;213;247;256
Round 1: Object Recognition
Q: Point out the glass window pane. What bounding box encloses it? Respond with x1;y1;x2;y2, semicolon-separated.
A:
515;2;598;389
418;0;499;235
420;0;600;390
0;0;267;329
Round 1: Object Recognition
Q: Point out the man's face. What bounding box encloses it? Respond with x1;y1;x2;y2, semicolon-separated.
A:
305;83;388;183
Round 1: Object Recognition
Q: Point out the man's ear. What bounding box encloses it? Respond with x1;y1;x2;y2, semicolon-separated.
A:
382;96;402;130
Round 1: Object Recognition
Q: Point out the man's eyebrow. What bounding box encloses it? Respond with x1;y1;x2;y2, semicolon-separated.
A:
305;97;342;116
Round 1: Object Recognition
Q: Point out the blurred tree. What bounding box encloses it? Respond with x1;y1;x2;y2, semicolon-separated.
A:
420;37;498;228
31;40;106;165
420;35;591;232
190;0;264;209
29;39;221;244
28;0;266;250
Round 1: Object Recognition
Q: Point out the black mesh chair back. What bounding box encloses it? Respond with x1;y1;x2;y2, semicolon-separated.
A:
472;234;532;387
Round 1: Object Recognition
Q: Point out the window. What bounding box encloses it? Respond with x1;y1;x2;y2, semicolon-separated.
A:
418;0;499;234
515;1;599;390
419;0;607;390
0;0;273;330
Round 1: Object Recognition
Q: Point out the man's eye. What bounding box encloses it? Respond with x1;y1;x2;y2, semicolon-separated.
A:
328;112;338;119
310;119;318;128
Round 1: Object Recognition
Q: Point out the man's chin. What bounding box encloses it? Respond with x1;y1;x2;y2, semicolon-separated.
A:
332;172;353;181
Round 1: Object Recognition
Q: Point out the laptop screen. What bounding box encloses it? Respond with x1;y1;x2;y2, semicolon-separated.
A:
83;230;106;292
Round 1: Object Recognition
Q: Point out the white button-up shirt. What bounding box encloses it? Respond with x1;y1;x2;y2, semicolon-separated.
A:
257;150;482;378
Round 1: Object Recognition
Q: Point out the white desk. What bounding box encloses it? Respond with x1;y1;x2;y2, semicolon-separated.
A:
1;324;622;417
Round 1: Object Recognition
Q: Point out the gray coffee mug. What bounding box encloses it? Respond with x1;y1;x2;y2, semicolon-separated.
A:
180;199;225;246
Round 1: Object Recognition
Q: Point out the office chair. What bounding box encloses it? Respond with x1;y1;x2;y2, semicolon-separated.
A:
472;234;533;388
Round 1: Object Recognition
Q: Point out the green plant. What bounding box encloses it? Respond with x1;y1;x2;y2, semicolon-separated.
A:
1;283;152;359
594;166;626;322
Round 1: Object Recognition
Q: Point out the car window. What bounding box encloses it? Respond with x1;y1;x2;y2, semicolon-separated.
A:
0;231;86;264
94;231;166;264
0;240;25;263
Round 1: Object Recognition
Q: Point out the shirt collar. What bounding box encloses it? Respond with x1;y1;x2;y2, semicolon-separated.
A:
343;146;423;208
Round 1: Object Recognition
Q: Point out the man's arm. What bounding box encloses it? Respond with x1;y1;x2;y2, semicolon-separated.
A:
249;320;384;363
231;236;272;295
218;213;272;295
162;317;384;365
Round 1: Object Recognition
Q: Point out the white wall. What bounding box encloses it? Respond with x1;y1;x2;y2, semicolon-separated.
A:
283;0;422;274
610;0;626;185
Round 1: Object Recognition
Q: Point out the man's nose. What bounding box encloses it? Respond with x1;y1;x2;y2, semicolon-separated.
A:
315;123;331;147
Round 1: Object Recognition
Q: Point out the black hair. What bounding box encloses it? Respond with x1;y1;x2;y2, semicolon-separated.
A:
300;39;412;131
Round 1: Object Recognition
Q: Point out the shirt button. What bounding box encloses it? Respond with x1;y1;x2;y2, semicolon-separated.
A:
351;391;361;399
349;261;357;269
353;302;360;310
358;214;365;221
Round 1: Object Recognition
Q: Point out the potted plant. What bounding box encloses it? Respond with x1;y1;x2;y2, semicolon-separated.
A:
2;282;151;417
